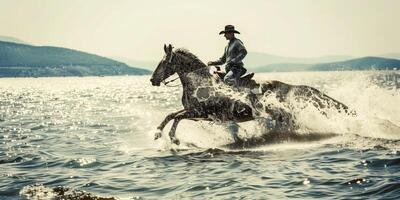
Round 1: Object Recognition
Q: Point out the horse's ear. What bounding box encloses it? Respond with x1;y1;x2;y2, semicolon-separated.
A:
167;44;173;53
164;44;167;53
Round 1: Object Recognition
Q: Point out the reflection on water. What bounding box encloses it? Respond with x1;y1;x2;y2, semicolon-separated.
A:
0;71;399;199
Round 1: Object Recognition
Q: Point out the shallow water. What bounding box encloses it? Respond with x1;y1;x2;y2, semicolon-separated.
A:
0;71;399;199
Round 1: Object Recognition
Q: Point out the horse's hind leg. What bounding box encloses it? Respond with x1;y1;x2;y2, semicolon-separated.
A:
155;109;185;140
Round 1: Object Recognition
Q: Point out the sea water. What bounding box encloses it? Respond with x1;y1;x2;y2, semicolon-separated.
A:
0;71;399;199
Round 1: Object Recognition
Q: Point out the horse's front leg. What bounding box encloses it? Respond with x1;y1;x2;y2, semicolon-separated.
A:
155;109;186;140
168;119;182;145
168;110;206;145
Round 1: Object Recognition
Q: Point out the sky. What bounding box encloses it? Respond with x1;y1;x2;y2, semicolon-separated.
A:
0;0;399;62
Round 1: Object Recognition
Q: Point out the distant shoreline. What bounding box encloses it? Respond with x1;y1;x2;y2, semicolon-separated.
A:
1;69;398;79
0;74;151;79
254;69;400;74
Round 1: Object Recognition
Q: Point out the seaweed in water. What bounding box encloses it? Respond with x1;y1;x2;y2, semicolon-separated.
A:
20;184;117;200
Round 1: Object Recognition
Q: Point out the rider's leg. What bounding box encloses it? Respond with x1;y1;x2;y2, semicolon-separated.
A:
223;70;236;85
236;67;247;78
233;67;247;84
224;67;246;86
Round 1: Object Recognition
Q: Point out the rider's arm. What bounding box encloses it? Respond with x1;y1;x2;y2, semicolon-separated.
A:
212;52;226;65
209;47;227;66
228;40;247;65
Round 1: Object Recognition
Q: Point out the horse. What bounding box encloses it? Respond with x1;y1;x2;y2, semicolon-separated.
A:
150;44;353;145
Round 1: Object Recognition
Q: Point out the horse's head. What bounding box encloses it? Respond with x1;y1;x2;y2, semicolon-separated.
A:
151;44;208;86
150;44;176;86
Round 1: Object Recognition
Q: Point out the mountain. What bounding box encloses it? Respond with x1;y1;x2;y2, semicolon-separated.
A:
310;57;400;71
0;36;29;45
0;41;151;77
245;52;353;68
113;52;355;71
253;57;400;72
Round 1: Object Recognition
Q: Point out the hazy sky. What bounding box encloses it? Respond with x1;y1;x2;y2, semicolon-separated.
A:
1;0;399;61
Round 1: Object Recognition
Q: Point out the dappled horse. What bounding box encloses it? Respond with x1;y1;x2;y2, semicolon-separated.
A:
150;44;352;145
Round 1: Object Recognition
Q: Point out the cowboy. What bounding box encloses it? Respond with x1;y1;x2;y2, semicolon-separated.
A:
207;25;248;86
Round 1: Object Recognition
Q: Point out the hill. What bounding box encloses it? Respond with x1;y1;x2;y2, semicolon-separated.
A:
0;41;150;77
245;52;353;68
310;57;400;71
253;57;400;72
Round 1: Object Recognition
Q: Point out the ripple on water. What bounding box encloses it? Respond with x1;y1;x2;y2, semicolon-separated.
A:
66;158;98;168
0;156;23;164
353;182;400;199
0;75;399;199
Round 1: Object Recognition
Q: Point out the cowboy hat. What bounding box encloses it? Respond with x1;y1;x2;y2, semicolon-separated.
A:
219;25;240;35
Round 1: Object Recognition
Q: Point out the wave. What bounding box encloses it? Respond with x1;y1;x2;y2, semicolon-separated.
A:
112;71;400;152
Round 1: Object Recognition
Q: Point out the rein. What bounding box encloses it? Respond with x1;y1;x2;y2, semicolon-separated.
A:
162;54;211;87
163;76;181;87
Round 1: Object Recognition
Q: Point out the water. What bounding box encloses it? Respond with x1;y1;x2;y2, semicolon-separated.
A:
0;71;399;199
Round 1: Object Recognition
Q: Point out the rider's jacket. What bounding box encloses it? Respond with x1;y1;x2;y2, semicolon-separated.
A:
212;38;247;70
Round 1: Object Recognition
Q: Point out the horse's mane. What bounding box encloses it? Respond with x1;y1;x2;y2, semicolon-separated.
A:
174;48;207;68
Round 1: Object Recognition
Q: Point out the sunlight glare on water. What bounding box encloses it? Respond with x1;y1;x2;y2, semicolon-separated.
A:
0;71;399;199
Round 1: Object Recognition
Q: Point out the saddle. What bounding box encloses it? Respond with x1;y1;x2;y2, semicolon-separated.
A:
213;70;255;87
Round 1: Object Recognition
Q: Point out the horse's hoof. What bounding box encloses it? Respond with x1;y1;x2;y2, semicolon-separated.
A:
154;129;162;140
171;137;180;145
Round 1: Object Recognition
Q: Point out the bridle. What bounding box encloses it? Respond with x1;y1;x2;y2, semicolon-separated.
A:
163;76;180;87
161;51;210;87
162;51;181;87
